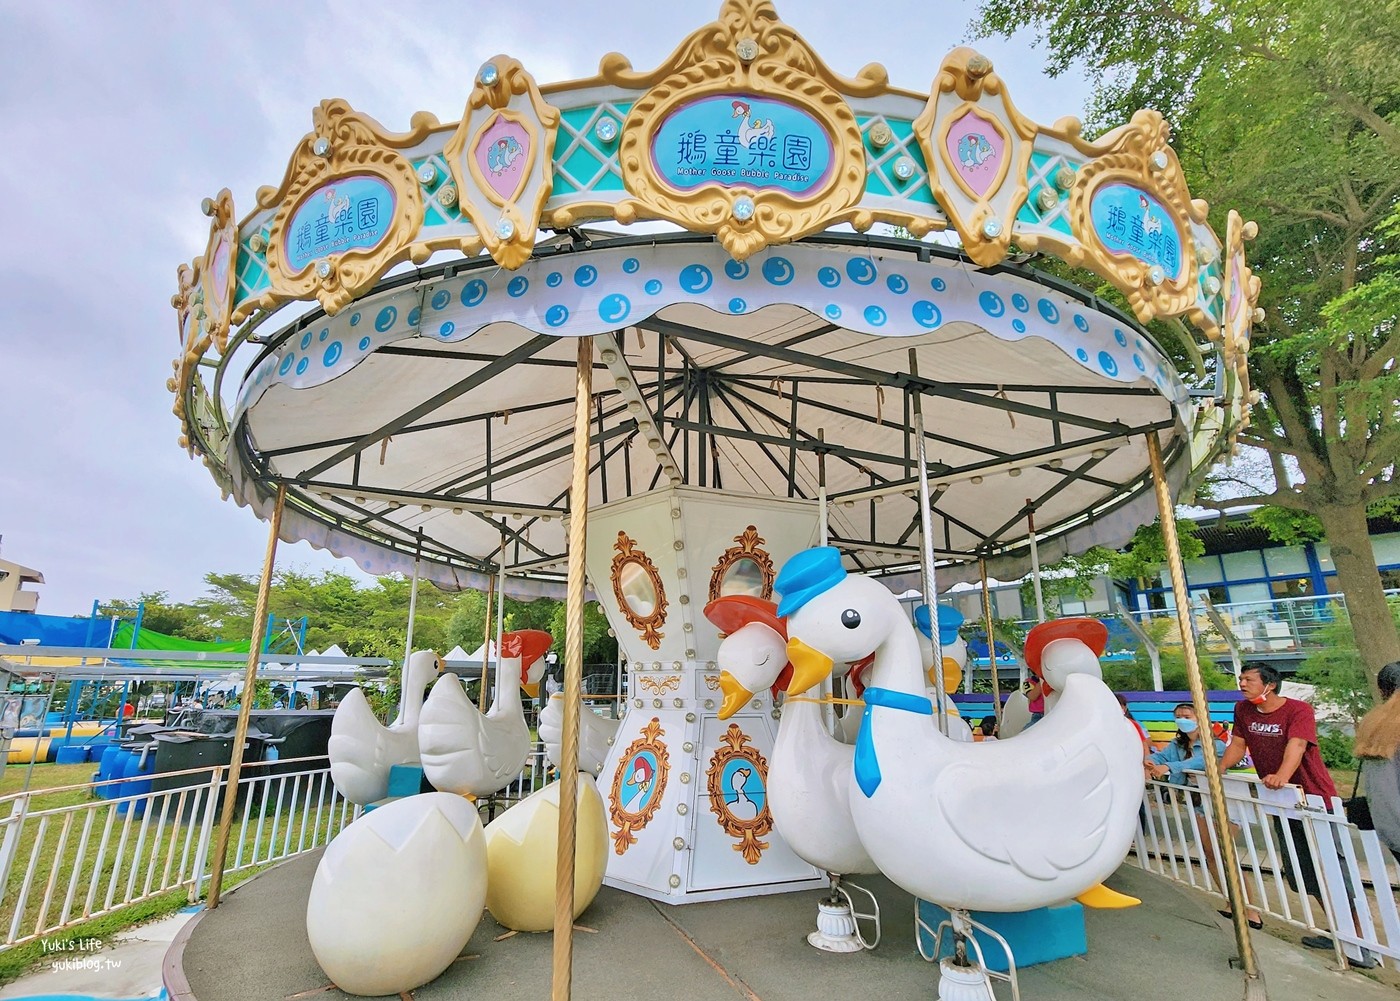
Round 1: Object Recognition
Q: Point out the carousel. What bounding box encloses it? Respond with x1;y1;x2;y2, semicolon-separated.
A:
167;1;1262;997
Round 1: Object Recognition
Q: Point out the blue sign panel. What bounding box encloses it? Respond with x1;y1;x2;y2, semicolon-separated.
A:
1089;183;1182;279
284;175;396;273
651;94;834;197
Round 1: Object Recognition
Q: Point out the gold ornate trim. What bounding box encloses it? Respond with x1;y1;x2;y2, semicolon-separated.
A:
168;258;206;435
260;100;430;315
916;49;1037;269
608;717;670;855
608;0;867;259
1064;110;1205;323
707;525;775;603
637;675;682;695
703;674;721;691
200;189;238;355
612;532;668;650
444;57;559;270
1222;209;1261;443
705;723;772;865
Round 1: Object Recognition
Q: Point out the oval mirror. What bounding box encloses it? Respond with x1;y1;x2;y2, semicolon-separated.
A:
718;556;765;598
618;561;658;617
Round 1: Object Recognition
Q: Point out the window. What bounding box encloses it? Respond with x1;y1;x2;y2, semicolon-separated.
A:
1220;551;1266;583
1263;547;1309;578
1270;577;1313;599
1380;569;1400;591
1206;586;1229;605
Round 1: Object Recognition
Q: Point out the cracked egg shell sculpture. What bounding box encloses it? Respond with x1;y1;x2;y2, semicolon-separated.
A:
172;0;1258;906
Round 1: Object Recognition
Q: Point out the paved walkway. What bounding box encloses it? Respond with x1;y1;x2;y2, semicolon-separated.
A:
0;907;197;1001
169;851;1391;1001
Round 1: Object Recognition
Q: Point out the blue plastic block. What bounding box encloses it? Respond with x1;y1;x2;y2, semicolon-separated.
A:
917;899;1086;973
387;764;426;798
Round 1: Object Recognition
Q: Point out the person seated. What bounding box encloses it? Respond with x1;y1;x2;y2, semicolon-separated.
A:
976;715;998;741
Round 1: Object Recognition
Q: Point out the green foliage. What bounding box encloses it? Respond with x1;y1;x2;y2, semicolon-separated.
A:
1317;728;1360;770
1296;597;1400;724
1024;519;1203;612
973;0;1400;683
1249;507;1325;546
547;601;619;666
1099;616;1232;692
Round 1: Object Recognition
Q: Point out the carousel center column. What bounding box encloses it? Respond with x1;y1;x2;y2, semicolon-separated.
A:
582;485;827;903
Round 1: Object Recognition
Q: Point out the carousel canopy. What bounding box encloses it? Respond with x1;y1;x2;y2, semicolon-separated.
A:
170;0;1258;598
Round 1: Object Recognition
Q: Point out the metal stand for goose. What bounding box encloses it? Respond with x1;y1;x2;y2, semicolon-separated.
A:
808;873;880;954
922;908;1019;1001
586;486;827;902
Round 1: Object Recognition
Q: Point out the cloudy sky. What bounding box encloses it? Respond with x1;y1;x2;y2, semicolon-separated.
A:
0;0;1090;616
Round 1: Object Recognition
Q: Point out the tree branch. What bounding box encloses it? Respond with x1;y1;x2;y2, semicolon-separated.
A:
1260;199;1351;228
1193;490;1307;511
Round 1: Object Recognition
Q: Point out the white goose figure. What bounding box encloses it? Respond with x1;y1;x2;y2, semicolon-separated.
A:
329;650;443;805
709;596;877;878
778;548;1142;912
539;692;618;777
418;630;552;797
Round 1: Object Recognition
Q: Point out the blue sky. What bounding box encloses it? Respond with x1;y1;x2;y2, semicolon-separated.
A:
0;0;1091;615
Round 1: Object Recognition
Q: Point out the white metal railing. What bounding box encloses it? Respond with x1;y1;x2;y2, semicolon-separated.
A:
1131;771;1398;970
0;754;358;949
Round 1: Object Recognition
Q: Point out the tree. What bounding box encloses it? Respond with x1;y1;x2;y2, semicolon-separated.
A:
973;0;1400;696
1021;518;1204;611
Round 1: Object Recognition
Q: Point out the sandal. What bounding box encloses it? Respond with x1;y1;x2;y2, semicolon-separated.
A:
1217;908;1264;930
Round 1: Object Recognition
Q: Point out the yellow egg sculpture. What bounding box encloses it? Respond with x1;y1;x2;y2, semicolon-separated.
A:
483;776;608;932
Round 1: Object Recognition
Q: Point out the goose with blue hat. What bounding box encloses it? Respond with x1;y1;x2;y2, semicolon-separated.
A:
912;604;973;740
776;545;1145;913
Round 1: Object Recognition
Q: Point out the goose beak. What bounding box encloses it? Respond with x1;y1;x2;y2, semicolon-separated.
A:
521;681;540;698
785;638;833;695
718;671;753;720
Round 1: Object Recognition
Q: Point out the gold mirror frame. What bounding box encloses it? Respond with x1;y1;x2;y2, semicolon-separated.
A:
707;525;775;603
608;717;671;855
611;531;668;650
705;723;773;865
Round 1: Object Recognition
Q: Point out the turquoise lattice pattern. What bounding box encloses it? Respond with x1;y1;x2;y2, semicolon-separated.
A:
858;116;936;207
554;103;632;196
235;226;273;305
1197;255;1224;326
1017;151;1074;236
413;154;468;227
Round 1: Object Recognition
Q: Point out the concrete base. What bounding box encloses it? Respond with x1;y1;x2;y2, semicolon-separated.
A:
166;853;1396;1001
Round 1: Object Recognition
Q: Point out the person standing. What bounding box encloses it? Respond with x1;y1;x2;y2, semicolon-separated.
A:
1354;661;1400;865
1221;663;1375;965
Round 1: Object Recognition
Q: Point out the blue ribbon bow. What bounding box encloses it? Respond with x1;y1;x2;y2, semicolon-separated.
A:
854;686;934;798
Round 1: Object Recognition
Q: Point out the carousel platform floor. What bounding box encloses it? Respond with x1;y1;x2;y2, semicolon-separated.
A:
166;851;1390;1001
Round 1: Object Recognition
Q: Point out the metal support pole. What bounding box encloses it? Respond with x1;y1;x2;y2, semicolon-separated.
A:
1147;431;1260;981
553;336;592;1001
816;429;834;734
980;557;1002;724
1027;501;1045;623
908;351;946;732
479;571;495;712
207;483;285;910
494;521;507;695
403;531;423;666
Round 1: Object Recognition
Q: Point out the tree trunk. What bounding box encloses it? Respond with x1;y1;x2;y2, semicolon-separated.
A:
1316;502;1400;700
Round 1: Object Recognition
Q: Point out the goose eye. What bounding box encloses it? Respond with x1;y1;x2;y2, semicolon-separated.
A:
840;609;861;629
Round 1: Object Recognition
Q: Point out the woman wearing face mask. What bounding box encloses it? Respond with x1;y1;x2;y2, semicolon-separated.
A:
1146;704;1264;928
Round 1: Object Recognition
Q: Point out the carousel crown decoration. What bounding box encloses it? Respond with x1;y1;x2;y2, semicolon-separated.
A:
444;55;559;269
169;0;1258;495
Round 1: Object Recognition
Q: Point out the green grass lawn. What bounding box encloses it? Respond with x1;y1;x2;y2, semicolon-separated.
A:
0;760;353;981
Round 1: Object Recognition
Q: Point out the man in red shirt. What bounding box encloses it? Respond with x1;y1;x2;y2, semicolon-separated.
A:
1222;663;1374;966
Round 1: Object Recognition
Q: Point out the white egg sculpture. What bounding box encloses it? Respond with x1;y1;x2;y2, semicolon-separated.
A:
483;776;608;932
306;793;486;996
